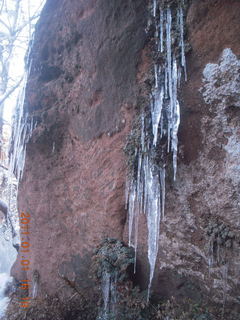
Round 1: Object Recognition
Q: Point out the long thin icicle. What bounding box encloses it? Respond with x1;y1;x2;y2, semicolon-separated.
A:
152;81;164;146
172;57;180;180
159;10;164;52
179;6;187;81
153;0;157;17
146;160;161;300
166;8;172;153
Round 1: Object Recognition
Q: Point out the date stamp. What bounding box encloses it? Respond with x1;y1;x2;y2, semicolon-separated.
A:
19;212;31;308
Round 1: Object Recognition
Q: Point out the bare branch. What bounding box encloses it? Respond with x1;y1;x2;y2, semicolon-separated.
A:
0;18;11;33
0;77;23;107
14;13;40;36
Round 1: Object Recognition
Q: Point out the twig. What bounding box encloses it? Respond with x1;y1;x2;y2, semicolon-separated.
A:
0;77;23;106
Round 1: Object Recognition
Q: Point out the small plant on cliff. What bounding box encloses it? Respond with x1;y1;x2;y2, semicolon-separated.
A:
91;238;135;282
91;238;149;320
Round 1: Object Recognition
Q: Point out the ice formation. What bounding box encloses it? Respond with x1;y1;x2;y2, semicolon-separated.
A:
98;271;117;320
0;36;36;319
8;39;35;237
126;1;187;299
9;57;35;186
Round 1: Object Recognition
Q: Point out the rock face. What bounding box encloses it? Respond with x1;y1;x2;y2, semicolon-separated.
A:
11;0;240;314
12;0;147;299
145;0;240;308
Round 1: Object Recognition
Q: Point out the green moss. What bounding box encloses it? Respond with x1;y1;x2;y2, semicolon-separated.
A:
205;219;236;250
91;238;134;282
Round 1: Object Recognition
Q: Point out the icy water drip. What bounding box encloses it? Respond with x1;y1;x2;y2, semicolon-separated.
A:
98;271;117;320
126;1;187;299
94;239;134;319
32;270;40;299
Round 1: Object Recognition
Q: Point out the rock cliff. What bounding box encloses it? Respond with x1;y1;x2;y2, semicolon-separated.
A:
9;0;240;318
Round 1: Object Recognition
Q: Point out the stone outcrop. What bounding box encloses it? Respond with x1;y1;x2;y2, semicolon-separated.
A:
12;0;147;300
10;0;240;317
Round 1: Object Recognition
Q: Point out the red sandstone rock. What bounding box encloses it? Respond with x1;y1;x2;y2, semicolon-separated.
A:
12;0;147;299
11;0;240;313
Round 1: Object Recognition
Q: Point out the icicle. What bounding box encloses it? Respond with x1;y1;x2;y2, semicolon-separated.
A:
166;8;172;153
160;168;165;219
179;6;187;81
137;152;142;203
102;271;111;318
143;154;149;215
159;10;164;52
153;0;157;17
146;161;161;300
221;263;228;318
32;270;39;299
152;87;164;146
128;180;136;247
133;203;139;274
172;100;180;181
125;177;130;210
154;64;158;88
98;271;118;320
29;117;34;137
171;57;180;180
126;1;187;301
52;142;55;154
177;65;182;88
110;273;117;315
141;112;145;151
208;236;214;275
32;281;38;299
160;116;164;139
166;8;172;111
9;34;36;192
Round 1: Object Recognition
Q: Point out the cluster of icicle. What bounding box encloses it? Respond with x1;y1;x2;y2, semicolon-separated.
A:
7;38;36;237
126;1;187;299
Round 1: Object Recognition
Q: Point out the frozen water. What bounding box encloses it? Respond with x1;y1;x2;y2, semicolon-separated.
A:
179;6;187;80
126;3;187;299
98;271;117;320
153;0;157;17
159;10;164;52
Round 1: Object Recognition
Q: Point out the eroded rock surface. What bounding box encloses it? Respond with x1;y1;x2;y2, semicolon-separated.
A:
10;0;240;316
12;0;147;299
144;0;240;309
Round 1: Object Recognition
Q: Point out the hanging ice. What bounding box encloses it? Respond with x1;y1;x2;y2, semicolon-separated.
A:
153;0;157;17
171;57;180;180
9;68;34;185
159;10;164;53
146;160;161;299
179;6;187;81
8;37;35;237
160;168;165;219
152;77;164;147
98;271;117;320
126;2;187;300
